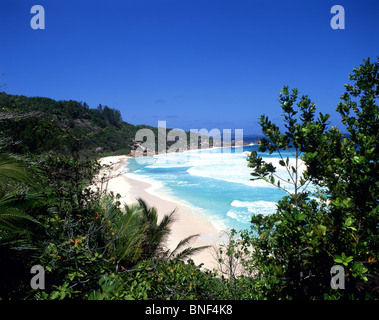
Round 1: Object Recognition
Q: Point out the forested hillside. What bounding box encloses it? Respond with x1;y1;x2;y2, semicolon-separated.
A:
0;92;169;158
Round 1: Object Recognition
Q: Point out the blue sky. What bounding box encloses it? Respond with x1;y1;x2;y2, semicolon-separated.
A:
1;0;378;134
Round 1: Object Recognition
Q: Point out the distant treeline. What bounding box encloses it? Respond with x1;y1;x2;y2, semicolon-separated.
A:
0;92;137;157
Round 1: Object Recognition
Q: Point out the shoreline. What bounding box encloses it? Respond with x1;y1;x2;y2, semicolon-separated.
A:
128;141;258;157
97;155;225;270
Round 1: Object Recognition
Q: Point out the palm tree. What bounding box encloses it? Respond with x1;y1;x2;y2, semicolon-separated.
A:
0;154;38;236
136;198;210;262
136;197;174;259
98;196;209;268
98;195;145;267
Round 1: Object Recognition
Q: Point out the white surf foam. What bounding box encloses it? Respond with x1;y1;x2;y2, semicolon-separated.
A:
227;200;277;223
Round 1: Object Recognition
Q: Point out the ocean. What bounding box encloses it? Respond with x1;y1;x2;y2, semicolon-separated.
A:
124;143;297;231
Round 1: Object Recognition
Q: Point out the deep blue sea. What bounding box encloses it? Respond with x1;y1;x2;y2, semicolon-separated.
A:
125;144;297;231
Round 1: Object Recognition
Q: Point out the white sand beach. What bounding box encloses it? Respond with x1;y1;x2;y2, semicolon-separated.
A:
96;155;224;270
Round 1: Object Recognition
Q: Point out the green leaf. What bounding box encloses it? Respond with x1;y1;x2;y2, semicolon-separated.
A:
317;224;327;236
297;213;306;221
50;291;60;300
334;255;343;264
334;253;353;266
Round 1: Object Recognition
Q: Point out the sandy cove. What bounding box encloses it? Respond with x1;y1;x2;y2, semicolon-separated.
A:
96;155;225;270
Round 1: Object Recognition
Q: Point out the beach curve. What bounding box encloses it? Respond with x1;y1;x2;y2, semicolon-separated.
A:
96;155;224;270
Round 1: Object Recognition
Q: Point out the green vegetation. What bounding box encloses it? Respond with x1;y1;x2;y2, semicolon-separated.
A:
244;57;378;299
0;58;377;300
0;93;154;158
0;152;214;299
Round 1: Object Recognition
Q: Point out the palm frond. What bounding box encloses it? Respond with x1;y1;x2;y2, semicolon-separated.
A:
116;204;145;263
0;190;39;233
151;210;176;245
0;207;37;232
0;155;39;238
172;245;211;262
99;195;146;264
169;234;200;258
0;155;35;186
167;234;210;261
0;190;42;211
137;197;158;226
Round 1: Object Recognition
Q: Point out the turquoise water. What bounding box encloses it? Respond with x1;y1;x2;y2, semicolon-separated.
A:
125;145;295;231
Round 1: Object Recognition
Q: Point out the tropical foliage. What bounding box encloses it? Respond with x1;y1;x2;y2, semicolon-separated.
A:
0;58;377;300
243;57;378;299
0;152;213;299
